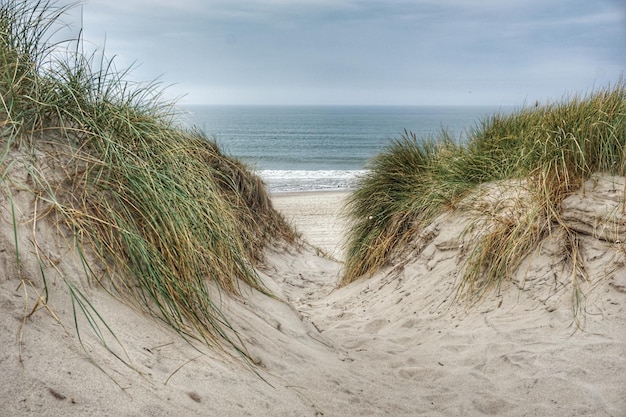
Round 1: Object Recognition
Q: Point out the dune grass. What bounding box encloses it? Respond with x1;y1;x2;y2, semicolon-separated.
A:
1;0;294;356
342;83;626;306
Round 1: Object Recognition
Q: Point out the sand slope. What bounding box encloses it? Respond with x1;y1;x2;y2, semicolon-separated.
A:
1;177;625;416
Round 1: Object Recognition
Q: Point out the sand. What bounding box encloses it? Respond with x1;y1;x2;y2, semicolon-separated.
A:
271;191;348;259
2;184;626;416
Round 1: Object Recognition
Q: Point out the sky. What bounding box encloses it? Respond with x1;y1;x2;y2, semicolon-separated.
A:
62;0;626;106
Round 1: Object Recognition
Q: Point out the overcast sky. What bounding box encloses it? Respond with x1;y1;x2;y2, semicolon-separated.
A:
70;0;626;106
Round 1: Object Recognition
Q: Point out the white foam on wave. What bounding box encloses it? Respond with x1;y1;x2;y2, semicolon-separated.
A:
257;170;368;193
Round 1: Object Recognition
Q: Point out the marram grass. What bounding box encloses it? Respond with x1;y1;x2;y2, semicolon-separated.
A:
342;82;626;310
0;0;294;356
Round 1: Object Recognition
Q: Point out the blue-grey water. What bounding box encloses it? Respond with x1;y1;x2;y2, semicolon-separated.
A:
178;105;509;192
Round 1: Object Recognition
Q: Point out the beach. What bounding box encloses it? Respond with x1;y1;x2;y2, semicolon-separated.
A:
2;1;626;413
2;186;625;416
271;191;348;259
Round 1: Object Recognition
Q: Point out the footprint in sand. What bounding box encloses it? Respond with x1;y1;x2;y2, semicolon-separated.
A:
363;318;390;334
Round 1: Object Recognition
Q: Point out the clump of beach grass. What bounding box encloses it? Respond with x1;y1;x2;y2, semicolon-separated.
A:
1;0;294;356
342;82;626;310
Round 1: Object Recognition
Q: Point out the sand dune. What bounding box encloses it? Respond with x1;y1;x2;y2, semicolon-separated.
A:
1;185;625;416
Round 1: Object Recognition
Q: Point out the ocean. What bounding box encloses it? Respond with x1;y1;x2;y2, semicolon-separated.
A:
178;105;509;193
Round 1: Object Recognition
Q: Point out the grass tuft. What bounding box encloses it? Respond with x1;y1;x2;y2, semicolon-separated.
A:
342;82;626;311
1;0;294;357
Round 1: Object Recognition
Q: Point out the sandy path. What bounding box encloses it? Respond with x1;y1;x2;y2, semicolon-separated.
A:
270;190;626;417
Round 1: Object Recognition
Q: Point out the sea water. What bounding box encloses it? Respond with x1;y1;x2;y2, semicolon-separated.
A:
178;105;508;193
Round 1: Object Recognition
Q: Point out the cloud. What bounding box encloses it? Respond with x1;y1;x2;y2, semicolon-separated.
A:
77;0;625;105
